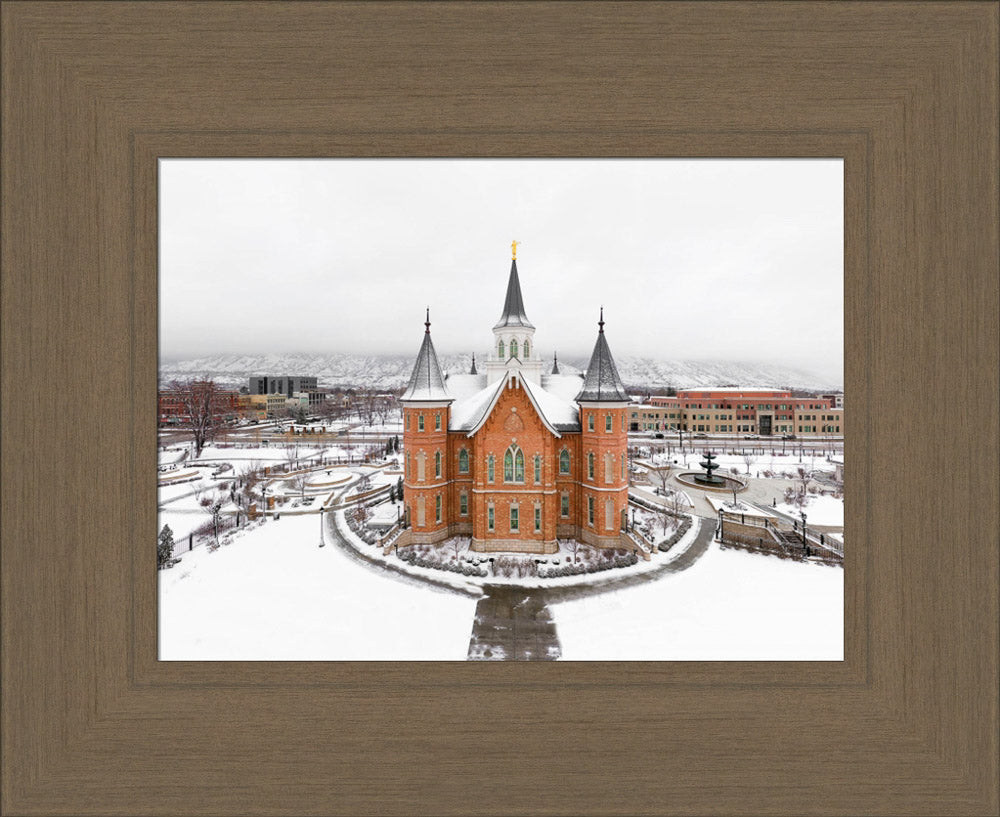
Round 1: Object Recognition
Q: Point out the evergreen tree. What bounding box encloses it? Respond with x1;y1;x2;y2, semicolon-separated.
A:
389;483;397;503
295;405;307;424
396;476;404;501
158;524;175;569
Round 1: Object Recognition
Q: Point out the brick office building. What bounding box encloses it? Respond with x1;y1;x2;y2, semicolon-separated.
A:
639;388;842;436
401;254;629;555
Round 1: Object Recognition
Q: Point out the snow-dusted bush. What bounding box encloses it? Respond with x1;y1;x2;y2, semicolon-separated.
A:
657;516;693;552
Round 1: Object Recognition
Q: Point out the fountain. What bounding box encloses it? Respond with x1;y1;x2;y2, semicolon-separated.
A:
673;449;746;493
694;450;726;486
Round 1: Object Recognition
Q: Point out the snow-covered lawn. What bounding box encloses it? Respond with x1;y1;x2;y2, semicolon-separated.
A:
553;539;843;660
159;514;479;660
777;494;844;527
649;450;838;478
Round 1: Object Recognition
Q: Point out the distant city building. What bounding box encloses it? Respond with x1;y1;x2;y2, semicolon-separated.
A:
819;392;844;409
158;381;240;426
290;391;327;410
248;375;318;397
401;251;629;555
635;388;843;436
248;393;289;418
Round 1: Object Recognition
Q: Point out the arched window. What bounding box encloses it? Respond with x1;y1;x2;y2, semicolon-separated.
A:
524;340;530;357
497;340;505;359
587;452;595;480
503;445;524;483
559;449;570;474
533;455;542;483
487;455;495;483
435;451;441;478
510;339;519;359
458;448;469;473
435;495;442;523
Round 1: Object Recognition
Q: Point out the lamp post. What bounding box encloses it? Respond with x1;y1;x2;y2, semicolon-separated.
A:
319;506;325;547
800;510;807;545
261;482;267;524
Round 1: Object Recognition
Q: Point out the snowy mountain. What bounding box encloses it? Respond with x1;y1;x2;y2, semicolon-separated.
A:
159;352;840;391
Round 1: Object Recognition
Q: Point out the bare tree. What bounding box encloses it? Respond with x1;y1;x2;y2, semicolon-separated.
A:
284;443;299;473
170;379;226;457
292;473;309;499
743;453;756;475
668;489;685;518
651;465;672;496
449;538;465;562
200;489;224;545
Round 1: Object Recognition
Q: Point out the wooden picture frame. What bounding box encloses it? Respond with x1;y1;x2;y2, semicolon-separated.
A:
2;3;996;814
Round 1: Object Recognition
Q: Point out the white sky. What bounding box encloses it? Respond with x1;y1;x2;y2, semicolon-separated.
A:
160;159;843;383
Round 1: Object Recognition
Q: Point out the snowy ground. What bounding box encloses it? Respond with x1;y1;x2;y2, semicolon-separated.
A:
552;540;843;660
776;493;845;527
648;450;838;479
159;514;478;660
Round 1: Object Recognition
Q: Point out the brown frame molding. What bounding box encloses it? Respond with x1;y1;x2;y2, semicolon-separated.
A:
3;4;997;815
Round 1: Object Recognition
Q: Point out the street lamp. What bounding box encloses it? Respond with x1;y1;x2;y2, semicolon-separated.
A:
800;510;807;545
319;506;325;548
261;482;267;523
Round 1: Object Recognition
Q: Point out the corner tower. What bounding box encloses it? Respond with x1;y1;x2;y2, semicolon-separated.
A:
486;246;544;386
400;309;453;542
576;308;630;548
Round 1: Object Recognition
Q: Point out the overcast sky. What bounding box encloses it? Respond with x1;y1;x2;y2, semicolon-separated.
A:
160;159;843;383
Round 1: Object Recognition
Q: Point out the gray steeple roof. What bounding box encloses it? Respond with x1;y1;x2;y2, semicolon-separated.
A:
469;353;478;375
493;259;535;330
575;309;629;403
400;310;452;402
551;351;560;375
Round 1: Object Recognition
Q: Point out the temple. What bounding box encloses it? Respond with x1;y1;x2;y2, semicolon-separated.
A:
400;251;630;553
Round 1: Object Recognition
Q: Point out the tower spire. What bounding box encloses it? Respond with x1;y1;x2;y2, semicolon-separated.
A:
552;350;560;375
576;309;628;402
470;352;478;375
493;258;534;330
401;310;451;402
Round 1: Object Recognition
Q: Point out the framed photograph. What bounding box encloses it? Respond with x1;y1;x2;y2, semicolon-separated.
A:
3;3;996;815
157;158;845;662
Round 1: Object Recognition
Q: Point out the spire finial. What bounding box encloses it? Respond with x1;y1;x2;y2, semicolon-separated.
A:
598;306;605;333
511;239;519;260
425;307;431;334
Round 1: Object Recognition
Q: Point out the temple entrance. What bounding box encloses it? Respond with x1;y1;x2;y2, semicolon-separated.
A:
759;415;772;436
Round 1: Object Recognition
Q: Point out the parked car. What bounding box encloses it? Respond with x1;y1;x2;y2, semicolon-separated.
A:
654;432;664;439
693;432;708;439
782;434;797;440
744;434;760;440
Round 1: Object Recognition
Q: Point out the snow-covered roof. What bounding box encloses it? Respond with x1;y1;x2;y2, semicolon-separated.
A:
521;376;581;432
449;372;581;436
575;316;629;403
449;379;505;432
492;260;535;330
541;372;586;402
400;324;452;403
443;372;488;401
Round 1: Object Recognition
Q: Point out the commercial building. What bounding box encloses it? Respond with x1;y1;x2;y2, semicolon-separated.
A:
634;388;843;436
401;252;629;555
247;375;318;397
